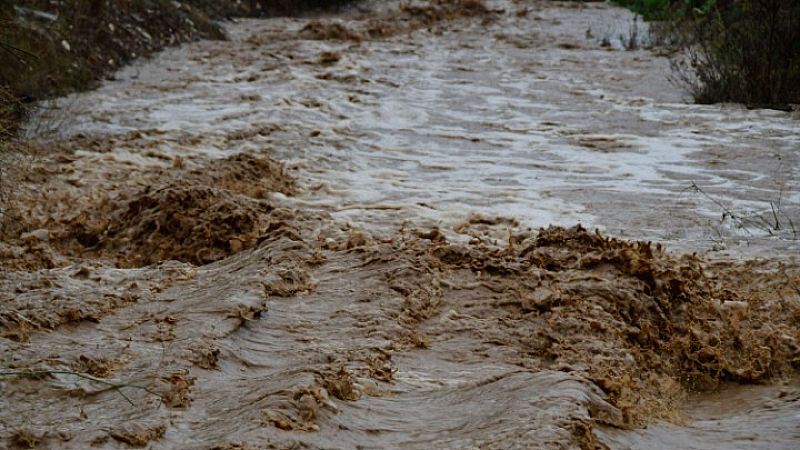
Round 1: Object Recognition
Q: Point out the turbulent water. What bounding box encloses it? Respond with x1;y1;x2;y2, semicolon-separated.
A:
2;1;800;449
32;0;800;255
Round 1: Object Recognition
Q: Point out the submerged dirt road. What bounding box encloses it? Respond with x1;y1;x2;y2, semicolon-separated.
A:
2;1;800;448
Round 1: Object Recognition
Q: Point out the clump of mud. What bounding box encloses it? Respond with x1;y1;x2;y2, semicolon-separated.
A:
400;0;492;24
299;0;495;41
300;20;371;41
2;151;305;268
514;227;799;422
102;184;273;267
88;152;303;267
381;224;800;426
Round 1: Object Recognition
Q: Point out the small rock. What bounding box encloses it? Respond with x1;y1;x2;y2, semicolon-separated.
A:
21;229;50;242
299;393;319;422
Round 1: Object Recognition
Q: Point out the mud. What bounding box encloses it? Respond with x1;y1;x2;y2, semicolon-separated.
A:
298;0;494;41
343;224;800;427
2;147;303;268
3;216;798;448
2;0;800;449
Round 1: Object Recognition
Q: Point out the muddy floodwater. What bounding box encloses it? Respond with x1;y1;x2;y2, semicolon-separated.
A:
2;1;800;449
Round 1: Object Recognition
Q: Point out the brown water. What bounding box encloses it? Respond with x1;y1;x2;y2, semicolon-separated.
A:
2;1;800;449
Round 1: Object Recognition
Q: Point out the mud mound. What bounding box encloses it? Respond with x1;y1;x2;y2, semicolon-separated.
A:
400;0;492;24
0;186;118;270
299;0;495;41
512;227;799;421
95;152;303;267
101;184;271;267
379;225;800;426
300;20;370;41
2;151;305;269
199;153;298;198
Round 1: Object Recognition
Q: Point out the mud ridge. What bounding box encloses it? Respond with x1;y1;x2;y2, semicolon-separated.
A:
298;0;496;42
2;150;304;269
392;224;800;425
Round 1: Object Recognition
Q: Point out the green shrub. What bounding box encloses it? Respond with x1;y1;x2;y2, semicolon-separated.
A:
679;0;800;105
616;0;800;106
613;0;676;20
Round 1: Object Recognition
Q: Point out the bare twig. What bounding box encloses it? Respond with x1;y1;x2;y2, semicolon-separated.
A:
0;40;38;64
780;211;797;239
770;201;781;231
685;181;756;235
0;369;159;405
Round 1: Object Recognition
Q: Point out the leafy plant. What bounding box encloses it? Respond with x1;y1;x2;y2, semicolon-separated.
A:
616;0;800;105
677;0;800;105
686;180;798;238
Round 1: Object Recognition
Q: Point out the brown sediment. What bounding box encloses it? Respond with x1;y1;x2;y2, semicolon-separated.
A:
2;201;798;446
325;216;800;431
298;0;496;41
108;422;167;447
0;269;143;342
1;1;799;449
2;149;301;268
380;224;800;426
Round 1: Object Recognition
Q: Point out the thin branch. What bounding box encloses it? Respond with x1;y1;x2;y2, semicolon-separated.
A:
686;180;754;235
0;369;160;406
780;210;797;239
770;201;781;230
0;40;39;64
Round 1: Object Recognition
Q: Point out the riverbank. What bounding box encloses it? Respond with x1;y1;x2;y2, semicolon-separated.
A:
0;0;362;142
0;0;233;142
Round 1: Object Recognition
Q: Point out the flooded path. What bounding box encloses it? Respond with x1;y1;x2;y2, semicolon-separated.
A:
2;1;799;449
33;0;800;255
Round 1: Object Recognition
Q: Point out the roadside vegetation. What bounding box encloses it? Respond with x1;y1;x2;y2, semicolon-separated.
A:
0;0;229;141
0;0;358;229
615;0;800;106
0;0;359;143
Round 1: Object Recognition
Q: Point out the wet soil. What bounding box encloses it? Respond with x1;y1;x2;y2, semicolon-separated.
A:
2;1;800;449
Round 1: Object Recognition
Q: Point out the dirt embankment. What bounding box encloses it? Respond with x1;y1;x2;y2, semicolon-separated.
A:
0;0;232;139
0;0;362;139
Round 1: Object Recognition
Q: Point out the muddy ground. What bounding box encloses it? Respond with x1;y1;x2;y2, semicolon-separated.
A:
2;1;800;449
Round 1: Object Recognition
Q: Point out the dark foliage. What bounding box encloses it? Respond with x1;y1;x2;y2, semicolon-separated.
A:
681;0;800;105
0;0;361;140
616;0;800;106
0;0;229;138
252;0;360;17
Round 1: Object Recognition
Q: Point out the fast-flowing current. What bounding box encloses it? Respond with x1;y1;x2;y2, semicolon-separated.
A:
8;1;800;449
33;0;800;256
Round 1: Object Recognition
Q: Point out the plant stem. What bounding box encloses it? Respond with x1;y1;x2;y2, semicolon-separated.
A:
0;369;159;405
